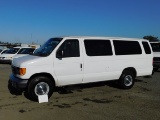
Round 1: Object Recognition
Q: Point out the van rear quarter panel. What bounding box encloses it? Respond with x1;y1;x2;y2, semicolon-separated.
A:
83;54;152;83
111;55;152;76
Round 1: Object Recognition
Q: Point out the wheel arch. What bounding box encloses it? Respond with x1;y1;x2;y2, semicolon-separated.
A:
118;67;137;89
121;67;137;78
28;73;55;87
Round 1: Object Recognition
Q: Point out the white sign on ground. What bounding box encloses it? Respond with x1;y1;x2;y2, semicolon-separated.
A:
38;95;48;103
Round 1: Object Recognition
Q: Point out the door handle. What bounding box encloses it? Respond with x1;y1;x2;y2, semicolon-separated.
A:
80;64;82;68
80;64;82;71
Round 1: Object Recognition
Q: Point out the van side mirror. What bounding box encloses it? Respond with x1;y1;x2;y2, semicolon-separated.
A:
56;50;63;58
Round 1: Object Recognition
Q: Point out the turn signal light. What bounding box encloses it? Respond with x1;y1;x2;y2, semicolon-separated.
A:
19;68;26;76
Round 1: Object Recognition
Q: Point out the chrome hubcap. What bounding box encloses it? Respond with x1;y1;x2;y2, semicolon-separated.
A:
124;75;133;86
34;82;49;96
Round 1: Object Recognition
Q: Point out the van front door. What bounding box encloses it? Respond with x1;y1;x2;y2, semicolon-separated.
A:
54;39;83;86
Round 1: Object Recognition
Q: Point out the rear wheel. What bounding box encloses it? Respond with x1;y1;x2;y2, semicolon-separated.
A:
119;70;135;89
28;76;54;101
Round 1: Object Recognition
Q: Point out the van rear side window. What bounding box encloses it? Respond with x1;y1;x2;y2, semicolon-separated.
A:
84;40;113;56
142;42;151;54
150;43;160;52
113;40;142;55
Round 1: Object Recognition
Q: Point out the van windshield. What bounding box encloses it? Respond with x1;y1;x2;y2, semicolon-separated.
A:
5;48;20;54
150;43;160;52
33;38;62;56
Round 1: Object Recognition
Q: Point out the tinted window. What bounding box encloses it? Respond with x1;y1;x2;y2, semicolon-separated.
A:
5;48;20;54
150;43;160;52
142;42;151;54
57;39;80;58
84;40;112;56
1;49;8;54
18;48;35;54
113;40;142;55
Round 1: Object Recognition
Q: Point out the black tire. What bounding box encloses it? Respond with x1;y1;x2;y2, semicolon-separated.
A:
119;70;135;89
28;76;54;101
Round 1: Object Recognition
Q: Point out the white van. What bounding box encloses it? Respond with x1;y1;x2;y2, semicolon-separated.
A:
9;36;153;100
150;42;160;71
0;47;34;64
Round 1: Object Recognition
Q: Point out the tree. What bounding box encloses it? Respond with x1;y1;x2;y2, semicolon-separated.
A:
143;35;159;42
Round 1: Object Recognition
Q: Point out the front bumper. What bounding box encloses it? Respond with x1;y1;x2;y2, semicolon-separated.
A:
9;74;28;89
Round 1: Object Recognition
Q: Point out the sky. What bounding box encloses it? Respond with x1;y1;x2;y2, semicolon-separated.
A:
0;0;160;45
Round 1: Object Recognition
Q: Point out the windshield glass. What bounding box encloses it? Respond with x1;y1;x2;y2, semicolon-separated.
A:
33;38;62;56
17;48;35;54
1;49;8;54
5;48;20;54
150;43;160;52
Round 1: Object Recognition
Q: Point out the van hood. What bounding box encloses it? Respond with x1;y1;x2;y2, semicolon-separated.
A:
12;55;47;67
153;52;160;57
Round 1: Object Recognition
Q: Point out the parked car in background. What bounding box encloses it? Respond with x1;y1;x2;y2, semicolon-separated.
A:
0;48;9;55
12;47;35;60
150;42;160;71
0;47;35;64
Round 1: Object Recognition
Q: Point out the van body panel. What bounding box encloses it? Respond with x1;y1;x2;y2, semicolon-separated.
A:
53;57;83;86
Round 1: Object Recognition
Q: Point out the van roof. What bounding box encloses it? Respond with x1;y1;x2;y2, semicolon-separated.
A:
58;36;148;41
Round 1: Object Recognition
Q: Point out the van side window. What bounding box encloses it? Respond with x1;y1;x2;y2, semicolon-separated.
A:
142;42;151;54
58;39;80;58
113;40;142;55
150;43;160;52
84;40;112;56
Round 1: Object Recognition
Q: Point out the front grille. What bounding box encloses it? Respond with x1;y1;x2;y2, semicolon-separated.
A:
11;65;19;75
153;57;160;62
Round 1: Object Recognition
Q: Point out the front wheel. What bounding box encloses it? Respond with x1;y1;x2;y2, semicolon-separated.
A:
119;70;135;89
28;76;54;101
